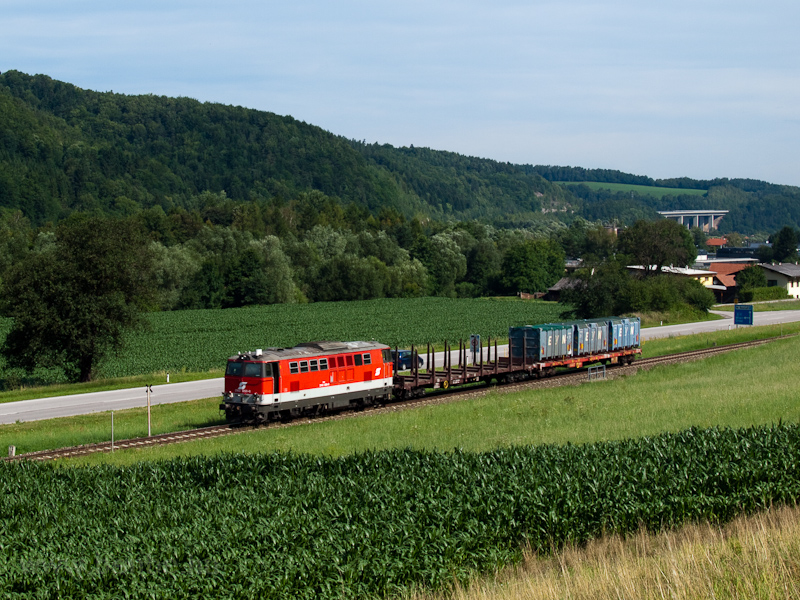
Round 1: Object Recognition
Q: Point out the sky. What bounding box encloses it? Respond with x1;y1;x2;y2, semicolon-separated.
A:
3;0;800;186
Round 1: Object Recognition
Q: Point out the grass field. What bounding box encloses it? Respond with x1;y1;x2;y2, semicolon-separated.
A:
558;181;707;198
634;307;722;328
2;321;796;459
5;322;800;600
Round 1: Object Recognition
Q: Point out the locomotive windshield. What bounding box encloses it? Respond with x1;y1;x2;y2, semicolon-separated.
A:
226;362;243;376
226;361;275;378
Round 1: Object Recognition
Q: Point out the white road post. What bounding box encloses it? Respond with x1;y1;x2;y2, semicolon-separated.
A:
146;385;152;437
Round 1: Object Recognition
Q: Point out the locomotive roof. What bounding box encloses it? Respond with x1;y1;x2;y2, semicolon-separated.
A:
227;340;389;362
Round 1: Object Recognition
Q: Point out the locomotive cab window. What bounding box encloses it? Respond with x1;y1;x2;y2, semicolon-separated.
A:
382;349;392;363
354;354;363;366
226;362;243;376
243;362;263;378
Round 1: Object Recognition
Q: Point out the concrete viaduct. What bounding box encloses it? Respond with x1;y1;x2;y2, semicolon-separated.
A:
658;210;728;232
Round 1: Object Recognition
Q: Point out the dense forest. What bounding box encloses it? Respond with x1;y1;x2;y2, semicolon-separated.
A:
0;70;569;225
3;70;800;234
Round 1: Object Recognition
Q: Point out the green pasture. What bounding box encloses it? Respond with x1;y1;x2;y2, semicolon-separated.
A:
558;181;707;197
640;320;800;357
13;325;786;466
0;321;796;460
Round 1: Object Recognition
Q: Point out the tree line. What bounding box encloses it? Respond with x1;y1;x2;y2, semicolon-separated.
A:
0;190;730;383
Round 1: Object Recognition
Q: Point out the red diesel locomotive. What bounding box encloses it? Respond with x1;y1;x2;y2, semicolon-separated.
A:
221;341;394;422
222;318;642;423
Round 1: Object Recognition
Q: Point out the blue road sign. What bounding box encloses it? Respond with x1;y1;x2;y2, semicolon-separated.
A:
734;304;754;325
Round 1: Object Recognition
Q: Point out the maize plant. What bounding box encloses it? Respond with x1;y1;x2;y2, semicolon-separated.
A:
1;423;798;599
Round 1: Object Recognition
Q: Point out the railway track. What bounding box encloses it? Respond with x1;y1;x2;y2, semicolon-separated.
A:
7;336;787;462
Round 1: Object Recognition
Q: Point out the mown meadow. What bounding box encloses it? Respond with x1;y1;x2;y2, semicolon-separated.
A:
1;322;798;458
559;181;707;198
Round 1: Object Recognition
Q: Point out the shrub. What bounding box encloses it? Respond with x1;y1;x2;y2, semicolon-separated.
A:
748;286;790;302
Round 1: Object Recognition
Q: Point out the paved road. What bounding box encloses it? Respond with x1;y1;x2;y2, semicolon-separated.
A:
641;309;800;340
4;308;800;424
0;378;223;425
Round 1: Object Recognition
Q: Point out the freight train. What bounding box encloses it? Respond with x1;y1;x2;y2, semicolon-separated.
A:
220;317;641;422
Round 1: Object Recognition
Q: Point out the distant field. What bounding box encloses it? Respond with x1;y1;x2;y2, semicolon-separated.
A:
0;298;565;383
558;181;707;198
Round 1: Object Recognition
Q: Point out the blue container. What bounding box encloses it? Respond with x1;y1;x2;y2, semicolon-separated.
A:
570;321;590;356
509;323;574;361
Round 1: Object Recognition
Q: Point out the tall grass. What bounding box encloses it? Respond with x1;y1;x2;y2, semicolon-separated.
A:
416;504;800;600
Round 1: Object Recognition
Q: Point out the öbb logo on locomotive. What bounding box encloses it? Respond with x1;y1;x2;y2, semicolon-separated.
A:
220;317;641;422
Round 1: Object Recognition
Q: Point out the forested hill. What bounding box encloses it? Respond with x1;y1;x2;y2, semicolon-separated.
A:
0;70;570;225
0;70;420;223
2;70;799;233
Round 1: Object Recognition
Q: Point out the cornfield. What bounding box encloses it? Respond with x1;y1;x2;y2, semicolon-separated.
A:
1;423;799;599
99;297;563;378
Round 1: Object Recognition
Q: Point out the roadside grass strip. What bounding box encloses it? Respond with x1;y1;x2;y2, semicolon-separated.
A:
0;397;224;455
2;424;800;599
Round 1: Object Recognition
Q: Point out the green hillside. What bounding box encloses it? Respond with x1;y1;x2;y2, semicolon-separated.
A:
2;70;800;232
0;70;570;225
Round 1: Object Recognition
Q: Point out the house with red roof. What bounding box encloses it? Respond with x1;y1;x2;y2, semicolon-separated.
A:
708;262;750;302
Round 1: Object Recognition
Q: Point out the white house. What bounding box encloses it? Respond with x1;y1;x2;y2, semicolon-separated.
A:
759;263;800;298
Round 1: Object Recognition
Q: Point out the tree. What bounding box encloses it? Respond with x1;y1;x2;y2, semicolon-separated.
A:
560;258;632;318
414;233;468;297
771;226;799;262
0;216;156;382
689;227;707;251
736;264;767;290
618;219;697;277
313;255;389;302
500;238;565;294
